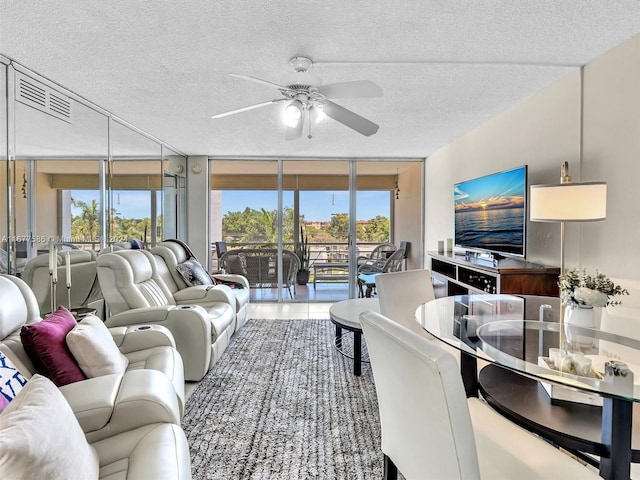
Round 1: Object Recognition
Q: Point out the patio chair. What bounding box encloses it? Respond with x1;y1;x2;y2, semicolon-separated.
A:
357;247;405;297
357;242;396;269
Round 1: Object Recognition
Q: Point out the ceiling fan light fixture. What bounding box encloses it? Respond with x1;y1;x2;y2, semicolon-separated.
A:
284;99;303;127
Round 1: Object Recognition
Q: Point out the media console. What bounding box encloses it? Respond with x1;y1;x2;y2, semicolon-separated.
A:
429;251;560;298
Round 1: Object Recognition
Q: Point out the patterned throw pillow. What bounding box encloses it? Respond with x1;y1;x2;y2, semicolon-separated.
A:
176;258;214;286
0;351;28;413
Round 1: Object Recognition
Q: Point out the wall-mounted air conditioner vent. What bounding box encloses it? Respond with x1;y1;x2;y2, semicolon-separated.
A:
15;72;73;123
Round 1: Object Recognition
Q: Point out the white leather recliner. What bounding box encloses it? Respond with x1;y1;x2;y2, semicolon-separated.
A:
21;249;103;316
151;241;250;333
97;249;235;380
0;274;185;442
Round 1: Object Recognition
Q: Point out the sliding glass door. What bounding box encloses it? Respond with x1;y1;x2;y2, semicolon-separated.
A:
209;158;423;302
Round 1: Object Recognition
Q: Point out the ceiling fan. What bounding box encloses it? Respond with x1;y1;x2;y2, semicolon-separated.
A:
211;56;383;140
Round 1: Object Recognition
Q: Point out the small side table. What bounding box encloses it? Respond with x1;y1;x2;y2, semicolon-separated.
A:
71;307;97;321
329;298;379;375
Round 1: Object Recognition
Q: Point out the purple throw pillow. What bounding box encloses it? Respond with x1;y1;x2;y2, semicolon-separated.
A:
20;307;87;387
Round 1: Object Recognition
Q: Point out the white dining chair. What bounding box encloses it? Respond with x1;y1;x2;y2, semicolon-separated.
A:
375;269;435;325
359;310;601;480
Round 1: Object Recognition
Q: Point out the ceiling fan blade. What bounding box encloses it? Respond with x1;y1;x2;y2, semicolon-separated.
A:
322;100;379;136
317;80;383;99
211;99;285;119
285;110;304;141
229;73;291;92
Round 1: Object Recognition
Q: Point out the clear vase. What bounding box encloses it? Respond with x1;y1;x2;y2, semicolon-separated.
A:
564;305;596;352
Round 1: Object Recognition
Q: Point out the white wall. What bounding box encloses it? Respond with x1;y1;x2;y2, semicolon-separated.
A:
394;162;423;269
425;33;640;279
582;35;640;276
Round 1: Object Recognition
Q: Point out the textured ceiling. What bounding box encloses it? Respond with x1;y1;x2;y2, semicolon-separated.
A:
2;1;640;159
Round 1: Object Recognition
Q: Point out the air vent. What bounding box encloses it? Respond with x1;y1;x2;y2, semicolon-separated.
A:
15;72;73;123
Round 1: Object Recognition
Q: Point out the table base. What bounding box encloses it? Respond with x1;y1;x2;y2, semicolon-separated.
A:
332;323;369;376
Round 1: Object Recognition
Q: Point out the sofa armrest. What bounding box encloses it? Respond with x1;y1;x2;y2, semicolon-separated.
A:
84;369;182;443
173;284;236;309
59;374;122;434
109;324;176;353
106;305;212;381
212;273;250;290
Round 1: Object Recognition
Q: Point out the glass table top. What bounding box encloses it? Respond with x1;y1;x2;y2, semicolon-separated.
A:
416;294;640;402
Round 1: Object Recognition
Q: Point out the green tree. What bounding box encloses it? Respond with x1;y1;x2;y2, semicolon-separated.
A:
70;198;100;241
363;215;390;243
327;213;349;240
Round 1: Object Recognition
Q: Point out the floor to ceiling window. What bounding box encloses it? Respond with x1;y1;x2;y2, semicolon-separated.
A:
209;158;423;303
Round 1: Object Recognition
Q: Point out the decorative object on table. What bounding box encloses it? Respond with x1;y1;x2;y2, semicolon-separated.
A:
559;267;628;329
294;224;310;285
604;360;634;396
537;354;604;406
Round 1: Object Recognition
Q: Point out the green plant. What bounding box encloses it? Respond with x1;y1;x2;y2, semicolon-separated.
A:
559;267;628;308
295;225;311;272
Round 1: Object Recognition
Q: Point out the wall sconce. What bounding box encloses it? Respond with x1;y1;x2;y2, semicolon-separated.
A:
395;169;400;200
191;164;203;174
22;168;27;198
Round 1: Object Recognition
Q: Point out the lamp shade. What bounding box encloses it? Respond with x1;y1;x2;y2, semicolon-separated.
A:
530;182;607;222
284;100;303;127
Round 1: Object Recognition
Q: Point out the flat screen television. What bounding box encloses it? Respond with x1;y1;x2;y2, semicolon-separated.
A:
454;165;527;257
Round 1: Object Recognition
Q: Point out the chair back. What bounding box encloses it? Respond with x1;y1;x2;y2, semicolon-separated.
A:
97;249;176;315
381;247;405;273
215;241;228;259
0;274;43;374
150;242;194;293
360;310;481;480
371;242;396;260
375;269;435;325
21;250;99;315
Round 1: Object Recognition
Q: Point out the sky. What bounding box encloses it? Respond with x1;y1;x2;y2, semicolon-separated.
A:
71;189;390;222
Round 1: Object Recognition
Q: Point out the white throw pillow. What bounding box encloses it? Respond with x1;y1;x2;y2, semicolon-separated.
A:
0;374;99;479
66;315;129;377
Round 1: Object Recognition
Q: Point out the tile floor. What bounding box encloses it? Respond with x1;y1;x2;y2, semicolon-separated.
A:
248;301;332;320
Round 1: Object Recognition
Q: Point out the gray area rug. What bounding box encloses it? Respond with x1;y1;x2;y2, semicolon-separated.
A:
183;318;383;480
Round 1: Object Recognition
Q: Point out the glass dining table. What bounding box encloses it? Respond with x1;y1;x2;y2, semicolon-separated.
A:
416;294;640;480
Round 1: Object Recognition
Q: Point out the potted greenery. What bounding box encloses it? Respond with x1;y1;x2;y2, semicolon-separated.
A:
295;225;311;285
559;268;628;328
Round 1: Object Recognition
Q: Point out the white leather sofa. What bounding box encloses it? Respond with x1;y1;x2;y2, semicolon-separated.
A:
21;249;103;316
97;249;236;380
0;274;186;441
0;374;191;479
151;241;250;333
